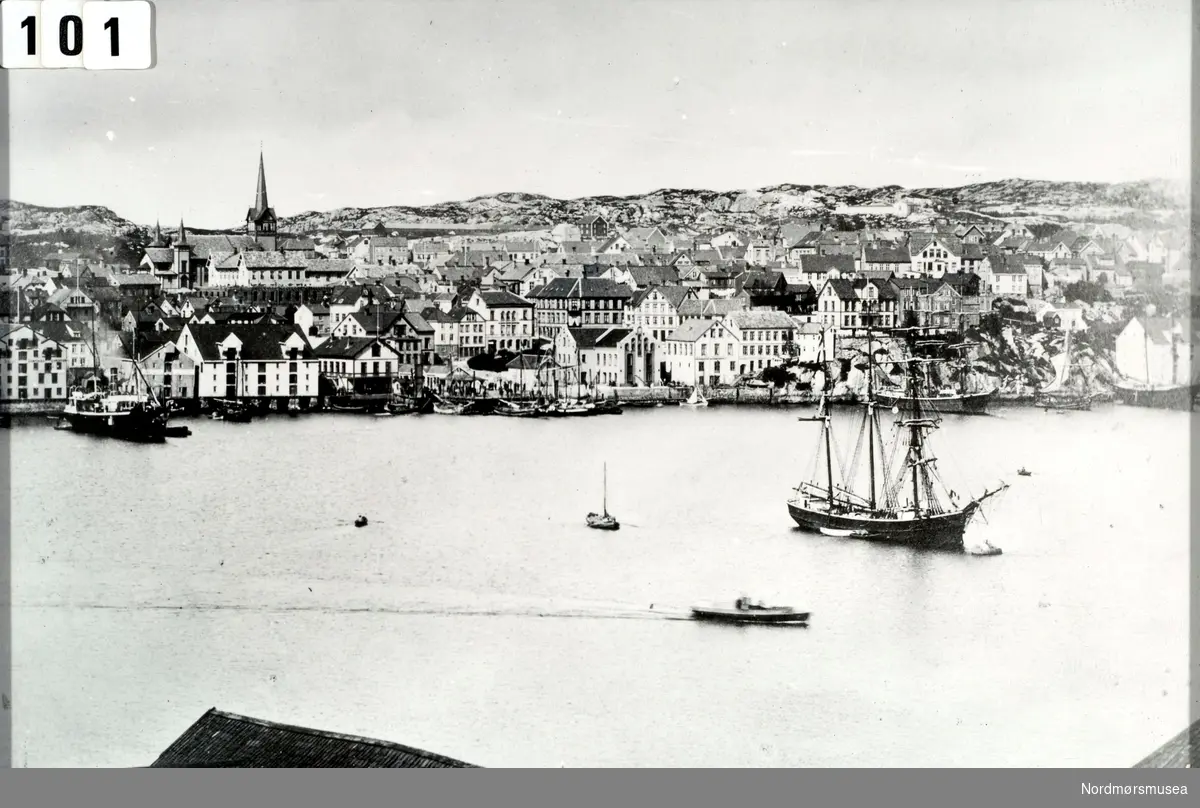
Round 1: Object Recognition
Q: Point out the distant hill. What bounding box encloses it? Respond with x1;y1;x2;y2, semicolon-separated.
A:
3;178;1186;238
1;200;138;236
275;178;1189;234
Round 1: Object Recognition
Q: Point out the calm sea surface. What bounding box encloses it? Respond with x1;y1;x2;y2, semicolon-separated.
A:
6;402;1193;767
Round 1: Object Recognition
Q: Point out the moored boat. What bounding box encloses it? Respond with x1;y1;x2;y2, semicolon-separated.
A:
679;386;708;407
874;340;996;414
1110;312;1196;412
1035;327;1095;411
61;365;171;443
62;387;171;442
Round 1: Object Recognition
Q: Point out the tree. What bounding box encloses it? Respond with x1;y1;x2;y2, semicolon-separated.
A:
761;365;791;388
467;350;516;373
1062;280;1110;305
113;226;151;269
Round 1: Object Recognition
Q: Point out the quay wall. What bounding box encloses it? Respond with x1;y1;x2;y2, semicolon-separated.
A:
0;401;66;415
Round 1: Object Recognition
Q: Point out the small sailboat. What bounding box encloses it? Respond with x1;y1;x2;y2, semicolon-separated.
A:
586;463;620;530
679;386;708;407
1036;327;1094;411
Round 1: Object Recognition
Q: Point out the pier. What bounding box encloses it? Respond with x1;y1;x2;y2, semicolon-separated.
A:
1133;720;1199;768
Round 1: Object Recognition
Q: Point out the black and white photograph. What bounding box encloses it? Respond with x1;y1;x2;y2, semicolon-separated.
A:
0;0;1194;769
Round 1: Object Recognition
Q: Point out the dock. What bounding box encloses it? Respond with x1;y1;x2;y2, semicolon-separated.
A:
1133;720;1198;768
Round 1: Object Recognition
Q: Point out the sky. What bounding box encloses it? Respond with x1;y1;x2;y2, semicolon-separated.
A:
7;0;1192;227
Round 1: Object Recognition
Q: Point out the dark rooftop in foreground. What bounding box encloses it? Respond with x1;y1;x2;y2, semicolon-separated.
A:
1133;720;1199;768
149;708;480;768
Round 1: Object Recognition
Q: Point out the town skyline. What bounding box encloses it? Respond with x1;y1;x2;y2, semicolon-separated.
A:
7;0;1190;225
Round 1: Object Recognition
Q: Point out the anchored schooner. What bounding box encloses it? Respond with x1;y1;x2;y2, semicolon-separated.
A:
787;324;1008;551
1035;326;1095;411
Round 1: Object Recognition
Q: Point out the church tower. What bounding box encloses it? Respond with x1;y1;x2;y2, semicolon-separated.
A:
173;218;193;290
246;150;278;250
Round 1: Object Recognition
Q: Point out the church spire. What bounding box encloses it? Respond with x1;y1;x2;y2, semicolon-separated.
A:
176;217;189;247
151;219;164;247
255;150;269;217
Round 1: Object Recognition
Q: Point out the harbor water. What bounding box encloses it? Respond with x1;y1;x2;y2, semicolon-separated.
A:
6;403;1193;767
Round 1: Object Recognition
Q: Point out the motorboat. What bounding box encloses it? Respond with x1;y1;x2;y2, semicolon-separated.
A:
690;597;809;625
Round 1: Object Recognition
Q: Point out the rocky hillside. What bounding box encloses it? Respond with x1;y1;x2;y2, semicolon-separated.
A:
1;200;138;236
277;178;1187;234
4;177;1186;237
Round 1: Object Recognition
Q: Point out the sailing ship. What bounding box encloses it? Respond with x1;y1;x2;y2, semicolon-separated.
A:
586;463;619;530
679;386;708;407
874;340;996;415
1035;327;1095;411
1112;314;1196;411
787;325;1008;552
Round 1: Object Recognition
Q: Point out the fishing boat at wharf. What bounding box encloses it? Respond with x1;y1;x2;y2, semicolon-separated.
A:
386;389;436;415
788;324;1008;552
679;386;709;407
211;399;254;423
690;597;809;625
1111;312;1197;412
492;399;544;418
874;337;997;415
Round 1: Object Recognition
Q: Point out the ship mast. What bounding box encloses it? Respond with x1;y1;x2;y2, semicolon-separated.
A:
908;336;923;516
822;331;835;507
864;308;877;511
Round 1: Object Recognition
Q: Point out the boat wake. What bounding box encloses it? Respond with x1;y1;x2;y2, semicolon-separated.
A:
14;598;698;622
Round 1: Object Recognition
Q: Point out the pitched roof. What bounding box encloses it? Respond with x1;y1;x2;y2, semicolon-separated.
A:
187;234;263;259
241;252;309;269
666;318;720;342
566;326;633;349
726;310;796;329
908;232;963;256
863;246;910;264
677;297;747;318
143;247;174;266
182;323;314;361
313;336;388;359
529;277;633;300
149;708;477;768
478;289;534;308
798;255;855;274
306;258;360;276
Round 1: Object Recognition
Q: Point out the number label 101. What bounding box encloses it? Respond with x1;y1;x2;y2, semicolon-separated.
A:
2;1;155;70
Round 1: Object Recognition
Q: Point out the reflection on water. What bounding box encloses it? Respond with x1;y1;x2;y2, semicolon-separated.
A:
8;404;1193;767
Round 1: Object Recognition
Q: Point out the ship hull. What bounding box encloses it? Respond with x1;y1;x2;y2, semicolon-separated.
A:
874;389;995;415
61;409;169;443
691;608;809;625
787;500;976;551
1113;383;1195;412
